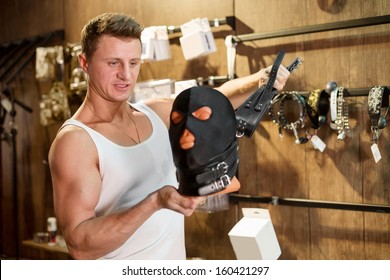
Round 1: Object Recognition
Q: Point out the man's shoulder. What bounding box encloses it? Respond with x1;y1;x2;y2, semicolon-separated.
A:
53;122;92;147
141;98;174;127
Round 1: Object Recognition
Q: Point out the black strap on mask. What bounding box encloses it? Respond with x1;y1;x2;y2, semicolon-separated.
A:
235;51;302;137
176;141;238;196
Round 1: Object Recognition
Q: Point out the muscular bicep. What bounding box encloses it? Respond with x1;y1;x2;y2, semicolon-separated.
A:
49;127;101;240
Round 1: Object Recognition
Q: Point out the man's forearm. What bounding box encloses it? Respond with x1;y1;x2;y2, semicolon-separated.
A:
216;70;265;109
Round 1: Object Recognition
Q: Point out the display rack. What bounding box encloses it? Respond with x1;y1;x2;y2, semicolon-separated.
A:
231;14;390;43
288;86;390;97
230;194;390;214
166;16;235;34
204;15;390;86
228;15;390;214
0;30;64;86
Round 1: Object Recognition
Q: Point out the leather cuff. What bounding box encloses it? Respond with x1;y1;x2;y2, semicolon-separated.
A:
306;89;330;129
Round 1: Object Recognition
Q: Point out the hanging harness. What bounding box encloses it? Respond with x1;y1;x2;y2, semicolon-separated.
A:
235;51;302;137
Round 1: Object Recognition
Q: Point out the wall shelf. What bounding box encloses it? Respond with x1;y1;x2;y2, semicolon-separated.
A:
230;194;390;214
231;15;390;43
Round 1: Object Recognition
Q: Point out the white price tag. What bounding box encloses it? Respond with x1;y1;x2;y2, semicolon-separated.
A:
330;88;338;122
310;135;326;152
371;143;382;163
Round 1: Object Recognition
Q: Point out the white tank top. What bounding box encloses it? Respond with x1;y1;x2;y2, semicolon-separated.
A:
61;102;185;259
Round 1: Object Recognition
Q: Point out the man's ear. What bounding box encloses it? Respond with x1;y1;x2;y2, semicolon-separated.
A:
78;53;88;73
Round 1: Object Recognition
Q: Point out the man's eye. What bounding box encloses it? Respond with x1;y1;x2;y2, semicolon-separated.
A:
130;60;140;67
108;61;118;66
171;111;183;124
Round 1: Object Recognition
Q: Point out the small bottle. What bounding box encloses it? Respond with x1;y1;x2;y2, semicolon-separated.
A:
47;217;57;246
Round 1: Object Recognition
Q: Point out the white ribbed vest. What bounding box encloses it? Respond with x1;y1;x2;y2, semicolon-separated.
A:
61;102;185;259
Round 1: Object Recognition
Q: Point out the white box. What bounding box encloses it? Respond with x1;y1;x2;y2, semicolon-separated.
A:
141;26;171;61
180;18;203;36
132;79;175;102
140;28;156;61
228;208;281;260
153;39;171;61
179;32;211;60
179;18;216;60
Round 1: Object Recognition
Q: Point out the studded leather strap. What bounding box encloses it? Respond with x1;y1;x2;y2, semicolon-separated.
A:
235;52;301;137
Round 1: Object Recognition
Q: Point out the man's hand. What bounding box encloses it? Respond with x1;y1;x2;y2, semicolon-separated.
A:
154;186;203;216
259;64;290;91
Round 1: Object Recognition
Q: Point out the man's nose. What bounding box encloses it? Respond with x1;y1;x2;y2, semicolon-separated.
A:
117;65;132;81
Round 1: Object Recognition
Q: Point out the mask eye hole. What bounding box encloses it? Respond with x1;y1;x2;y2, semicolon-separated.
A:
192;106;212;121
171;111;184;124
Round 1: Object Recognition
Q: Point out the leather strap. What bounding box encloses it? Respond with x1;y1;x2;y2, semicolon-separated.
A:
235;51;285;137
235;52;302;138
195;142;238;183
175;141;238;195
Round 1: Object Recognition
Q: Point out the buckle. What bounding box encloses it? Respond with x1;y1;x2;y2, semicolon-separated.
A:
197;174;231;196
236;120;246;138
216;162;228;175
217;174;231;188
371;126;381;142
195;144;237;184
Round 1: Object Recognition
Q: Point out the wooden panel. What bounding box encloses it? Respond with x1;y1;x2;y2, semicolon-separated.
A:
0;61;62;257
184;204;238;260
235;0;390;260
0;0;64;44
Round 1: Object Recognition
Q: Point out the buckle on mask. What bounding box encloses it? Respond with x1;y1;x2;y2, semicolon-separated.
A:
216;162;228;175
198;174;231;196
196;161;228;183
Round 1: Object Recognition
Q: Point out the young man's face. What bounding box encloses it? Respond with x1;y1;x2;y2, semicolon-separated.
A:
79;35;142;102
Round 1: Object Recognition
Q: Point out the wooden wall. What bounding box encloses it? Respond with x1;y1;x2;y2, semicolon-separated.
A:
0;0;389;260
233;0;390;260
0;0;64;43
0;0;65;259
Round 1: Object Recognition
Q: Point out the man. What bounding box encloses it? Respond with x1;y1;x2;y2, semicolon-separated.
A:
48;12;290;259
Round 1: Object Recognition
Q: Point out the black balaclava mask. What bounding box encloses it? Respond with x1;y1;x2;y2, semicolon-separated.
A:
169;86;238;196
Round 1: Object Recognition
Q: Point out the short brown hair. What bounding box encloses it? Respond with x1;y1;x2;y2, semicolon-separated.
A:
81;13;144;61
